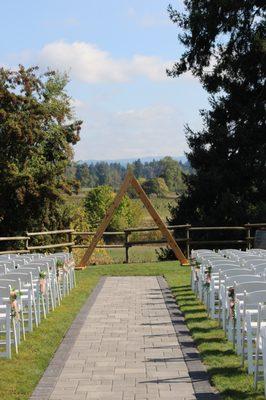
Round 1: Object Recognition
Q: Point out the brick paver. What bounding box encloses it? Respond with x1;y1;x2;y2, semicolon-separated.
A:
31;277;217;400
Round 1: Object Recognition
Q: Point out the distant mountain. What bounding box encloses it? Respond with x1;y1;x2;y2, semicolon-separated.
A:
79;155;187;166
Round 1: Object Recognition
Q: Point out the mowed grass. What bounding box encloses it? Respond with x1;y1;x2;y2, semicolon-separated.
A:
108;246;161;264
0;261;264;399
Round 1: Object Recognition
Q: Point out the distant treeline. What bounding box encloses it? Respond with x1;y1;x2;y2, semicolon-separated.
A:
67;157;191;195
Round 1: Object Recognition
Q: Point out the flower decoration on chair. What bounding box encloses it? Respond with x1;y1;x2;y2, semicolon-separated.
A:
228;287;236;320
56;260;64;280
204;266;212;289
10;288;22;320
39;270;47;295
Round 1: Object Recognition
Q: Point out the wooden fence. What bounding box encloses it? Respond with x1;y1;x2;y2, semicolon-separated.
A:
0;223;265;263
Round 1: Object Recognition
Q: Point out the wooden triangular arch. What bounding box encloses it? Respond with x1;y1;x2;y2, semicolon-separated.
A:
78;170;188;268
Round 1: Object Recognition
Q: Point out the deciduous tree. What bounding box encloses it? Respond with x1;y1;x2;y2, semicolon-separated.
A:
0;66;82;235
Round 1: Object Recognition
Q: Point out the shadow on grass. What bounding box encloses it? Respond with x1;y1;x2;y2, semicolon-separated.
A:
168;281;265;400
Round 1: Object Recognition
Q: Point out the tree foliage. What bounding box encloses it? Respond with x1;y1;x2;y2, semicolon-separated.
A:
70;156;187;194
0;66;82;235
84;186;143;231
141;177;169;197
168;1;266;225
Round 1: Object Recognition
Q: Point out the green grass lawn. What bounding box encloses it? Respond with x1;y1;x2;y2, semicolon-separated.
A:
108;245;162;263
0;261;264;400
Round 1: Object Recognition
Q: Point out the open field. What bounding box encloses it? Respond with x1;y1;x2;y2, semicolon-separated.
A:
107;245;162;264
132;196;176;226
0;261;264;400
66;188;177;227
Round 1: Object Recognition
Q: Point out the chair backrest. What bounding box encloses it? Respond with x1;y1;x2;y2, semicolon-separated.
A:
220;269;251;279
0;265;7;275
0;261;14;269
225;275;261;287
235;281;266;294
48;253;68;263
5;272;32;285
210;260;240;268
0;279;18;288
21;262;47;269
12;259;28;268
253;263;266;273
213;265;241;273
242;258;263;268
38;258;56;270
244;290;266;307
17;268;40;279
0;286;11;299
30;255;42;261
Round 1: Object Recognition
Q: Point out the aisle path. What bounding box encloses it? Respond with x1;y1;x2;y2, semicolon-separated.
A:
31;276;219;400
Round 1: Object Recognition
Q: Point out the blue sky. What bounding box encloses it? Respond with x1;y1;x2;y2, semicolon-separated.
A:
0;0;209;161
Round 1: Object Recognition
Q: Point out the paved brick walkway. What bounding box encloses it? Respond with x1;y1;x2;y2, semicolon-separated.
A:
31;276;219;400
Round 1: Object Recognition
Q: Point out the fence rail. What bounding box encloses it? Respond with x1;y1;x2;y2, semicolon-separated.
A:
0;223;265;262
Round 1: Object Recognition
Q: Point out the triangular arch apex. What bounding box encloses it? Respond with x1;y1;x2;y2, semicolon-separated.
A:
78;170;188;269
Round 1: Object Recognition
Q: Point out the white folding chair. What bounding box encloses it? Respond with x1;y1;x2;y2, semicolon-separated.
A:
241;290;266;366
0;286;19;358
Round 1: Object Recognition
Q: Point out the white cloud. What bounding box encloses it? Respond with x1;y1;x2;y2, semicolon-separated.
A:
73;101;188;160
37;41;173;83
2;40;195;84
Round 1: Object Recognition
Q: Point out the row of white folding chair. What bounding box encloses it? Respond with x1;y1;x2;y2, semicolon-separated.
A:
191;250;233;300
212;269;266;374
236;290;266;377
221;277;263;343
254;306;266;395
0;252;75;358
21;261;58;306
198;258;241;304
0;286;19;359
2;272;38;332
46;253;76;292
0;273;35;358
205;263;241;310
216;283;266;385
209;267;250;319
190;249;266;390
190;249;212;293
228;251;265;264
0;260;54;318
15;266;52;320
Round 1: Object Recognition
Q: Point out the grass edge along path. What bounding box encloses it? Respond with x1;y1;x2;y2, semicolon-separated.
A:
0;261;265;400
0;271;100;400
165;273;265;400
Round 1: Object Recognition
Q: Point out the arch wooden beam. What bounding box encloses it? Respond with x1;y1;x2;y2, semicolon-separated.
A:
130;174;188;265
78;170;188;269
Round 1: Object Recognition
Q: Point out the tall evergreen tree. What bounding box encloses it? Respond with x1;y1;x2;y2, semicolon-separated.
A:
168;1;266;225
0;66;82;235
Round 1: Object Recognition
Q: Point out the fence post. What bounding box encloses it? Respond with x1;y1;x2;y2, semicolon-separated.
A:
125;231;130;263
186;224;190;258
245;223;251;249
25;232;29;253
67;230;73;253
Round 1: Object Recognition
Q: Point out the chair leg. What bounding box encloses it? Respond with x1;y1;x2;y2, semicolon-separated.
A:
254;341;260;389
247;329;254;374
55;280;61;305
45;292;49;314
6;315;11;359
28;297;33;332
12;319;18;354
50;285;55;311
41;295;47;319
32;295;38;327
